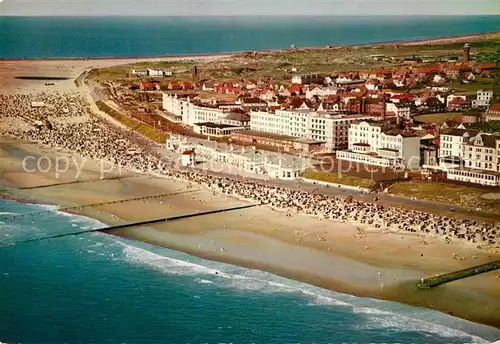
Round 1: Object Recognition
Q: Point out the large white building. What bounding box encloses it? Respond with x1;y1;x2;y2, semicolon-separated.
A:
471;89;494;108
446;133;500;186
337;121;421;169
438;128;480;168
250;109;373;151
162;93;249;131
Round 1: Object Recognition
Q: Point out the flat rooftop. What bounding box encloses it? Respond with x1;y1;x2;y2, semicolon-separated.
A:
194;122;238;129
233;130;324;144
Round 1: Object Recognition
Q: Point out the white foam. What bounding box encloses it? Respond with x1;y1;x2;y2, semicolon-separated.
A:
117;241;499;343
0;212;17;215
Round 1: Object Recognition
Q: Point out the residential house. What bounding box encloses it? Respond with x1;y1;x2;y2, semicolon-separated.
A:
386;102;411;120
447;97;468;111
202;81;216;91
474;63;497;74
392;76;405;88
147;69;165;77
131;69;148;77
139;82;159;91
485;103;500;122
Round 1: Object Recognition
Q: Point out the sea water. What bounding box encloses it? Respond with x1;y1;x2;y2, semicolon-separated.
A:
0;16;499;59
1;198;500;344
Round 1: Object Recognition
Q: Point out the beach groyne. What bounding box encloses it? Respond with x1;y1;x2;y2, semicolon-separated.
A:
0;189;203;221
1;203;262;247
17;175;137;190
417;260;500;289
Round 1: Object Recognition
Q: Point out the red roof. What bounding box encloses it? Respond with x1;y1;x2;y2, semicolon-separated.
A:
182;150;195;155
449;97;466;105
140;82;154;88
488;103;500;112
391;94;413;101
476;63;496;70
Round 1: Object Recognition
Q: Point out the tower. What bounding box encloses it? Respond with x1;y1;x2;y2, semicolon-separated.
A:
192;64;199;87
462;43;471;62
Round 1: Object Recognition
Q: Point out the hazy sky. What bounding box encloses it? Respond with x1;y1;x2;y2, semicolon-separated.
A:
0;0;499;16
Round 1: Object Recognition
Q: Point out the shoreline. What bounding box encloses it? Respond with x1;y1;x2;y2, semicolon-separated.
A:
0;30;499;62
1;139;500;330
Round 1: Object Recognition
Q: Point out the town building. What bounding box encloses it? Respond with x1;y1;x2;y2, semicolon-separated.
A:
446;133;500;186
291;74;324;85
250;109;374;151
162;93;250;130
485;103;500;122
191;140;319;180
438;128;480;168
336;121;421;169
231;130;325;154
471;89;494;108
193;122;247;137
131;69;148;77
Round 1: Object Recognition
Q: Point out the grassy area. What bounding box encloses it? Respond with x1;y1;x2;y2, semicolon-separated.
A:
451;78;495;95
388;180;500;213
87;34;500;85
95;101;167;143
414;113;463;124
301;168;374;189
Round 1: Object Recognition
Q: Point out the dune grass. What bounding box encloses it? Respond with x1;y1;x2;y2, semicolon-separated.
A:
95;101;167;143
389;180;499;212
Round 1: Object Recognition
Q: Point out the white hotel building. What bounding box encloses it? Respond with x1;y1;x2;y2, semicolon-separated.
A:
162;93;249;134
336;121;421;169
446;133;500;186
250;109;373;151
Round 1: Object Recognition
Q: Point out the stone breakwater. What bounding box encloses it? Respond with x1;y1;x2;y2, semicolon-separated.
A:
1;92;499;247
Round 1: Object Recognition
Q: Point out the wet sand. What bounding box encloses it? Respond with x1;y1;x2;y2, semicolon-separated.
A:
2;139;500;329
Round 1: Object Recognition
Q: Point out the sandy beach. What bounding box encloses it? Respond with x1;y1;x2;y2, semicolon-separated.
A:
1;138;500;329
1;29;500;330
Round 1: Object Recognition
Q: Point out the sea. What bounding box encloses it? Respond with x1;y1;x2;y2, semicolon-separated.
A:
0;16;499;59
1;198;500;344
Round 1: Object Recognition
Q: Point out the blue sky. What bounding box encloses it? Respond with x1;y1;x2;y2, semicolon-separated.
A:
0;0;498;16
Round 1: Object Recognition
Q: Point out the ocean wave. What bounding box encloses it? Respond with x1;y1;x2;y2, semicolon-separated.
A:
118;241;498;343
0;211;17;216
355;312;491;343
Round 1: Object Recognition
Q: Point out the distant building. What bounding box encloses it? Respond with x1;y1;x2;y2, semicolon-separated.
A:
471;89;494;108
131;69;148;77
462;43;471;62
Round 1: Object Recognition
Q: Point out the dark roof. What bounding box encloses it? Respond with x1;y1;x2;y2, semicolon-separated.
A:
441;128;480;137
194;122;238;129
224;112;250;122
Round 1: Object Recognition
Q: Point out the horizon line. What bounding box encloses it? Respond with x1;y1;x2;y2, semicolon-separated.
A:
1;14;499;17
